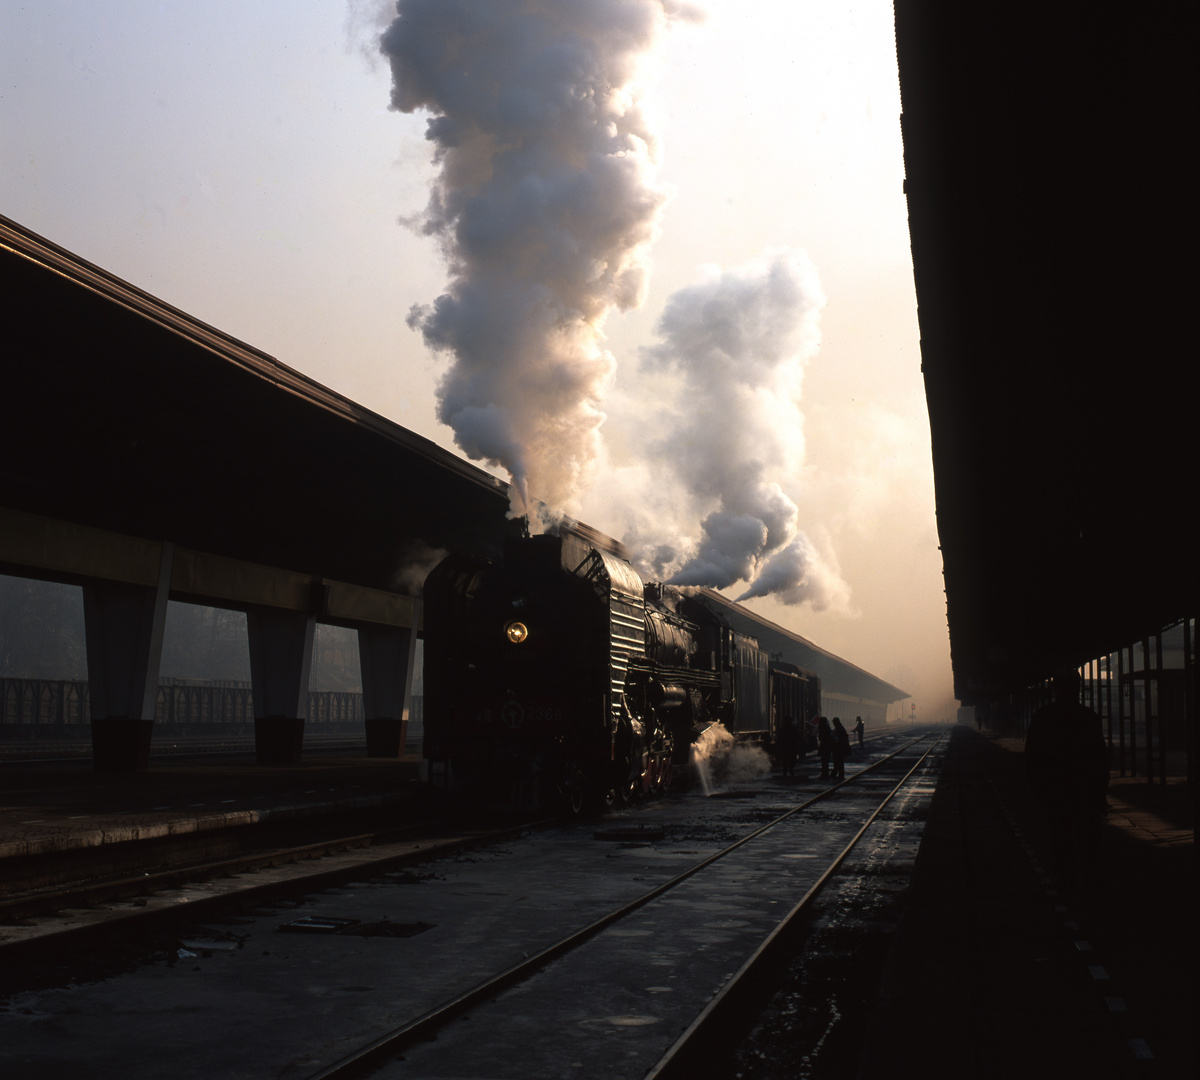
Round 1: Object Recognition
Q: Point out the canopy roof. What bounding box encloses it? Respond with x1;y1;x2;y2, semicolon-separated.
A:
894;3;1196;701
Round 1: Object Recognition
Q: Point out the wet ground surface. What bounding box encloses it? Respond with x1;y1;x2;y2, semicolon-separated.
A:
727;782;934;1079
0;734;938;1080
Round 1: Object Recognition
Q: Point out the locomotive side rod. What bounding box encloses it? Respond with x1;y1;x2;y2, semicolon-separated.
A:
304;730;942;1080
644;730;948;1080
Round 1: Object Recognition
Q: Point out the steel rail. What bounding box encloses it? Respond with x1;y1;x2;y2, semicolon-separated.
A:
0;822;418;923
0;735;369;764
644;729;948;1080
0;814;559;966
304;729;942;1080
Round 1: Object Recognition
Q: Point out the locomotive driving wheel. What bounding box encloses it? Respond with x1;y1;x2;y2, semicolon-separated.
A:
653;732;675;794
560;759;588;816
604;775;639;809
607;700;639;808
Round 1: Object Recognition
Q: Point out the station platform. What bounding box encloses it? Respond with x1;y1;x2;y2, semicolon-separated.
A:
858;724;1194;1080
0;752;427;868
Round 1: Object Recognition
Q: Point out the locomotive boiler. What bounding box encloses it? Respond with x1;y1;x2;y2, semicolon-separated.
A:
422;530;819;812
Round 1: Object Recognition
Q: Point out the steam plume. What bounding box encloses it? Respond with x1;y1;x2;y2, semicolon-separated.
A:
381;0;679;515
630;249;851;609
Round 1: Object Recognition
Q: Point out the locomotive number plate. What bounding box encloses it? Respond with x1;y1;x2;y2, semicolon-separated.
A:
475;699;566;729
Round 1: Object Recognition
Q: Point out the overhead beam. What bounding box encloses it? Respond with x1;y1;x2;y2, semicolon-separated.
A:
0;506;418;631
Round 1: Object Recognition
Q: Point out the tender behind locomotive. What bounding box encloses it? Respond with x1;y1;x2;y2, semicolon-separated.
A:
423;531;819;811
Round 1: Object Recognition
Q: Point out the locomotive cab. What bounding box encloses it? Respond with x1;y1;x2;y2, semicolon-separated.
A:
423;534;627;810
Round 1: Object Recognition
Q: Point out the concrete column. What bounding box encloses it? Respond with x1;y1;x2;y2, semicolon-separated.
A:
359;621;417;758
246;607;315;764
83;542;174;772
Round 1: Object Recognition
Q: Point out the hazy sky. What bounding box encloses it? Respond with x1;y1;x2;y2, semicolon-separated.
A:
1;0;954;718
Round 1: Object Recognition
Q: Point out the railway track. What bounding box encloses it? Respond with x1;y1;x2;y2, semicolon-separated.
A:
311;730;945;1079
646;731;944;1080
0;728;946;1080
0;807;556;965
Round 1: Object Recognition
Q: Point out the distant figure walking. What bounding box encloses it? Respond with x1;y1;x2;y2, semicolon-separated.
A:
854;716;865;748
1025;669;1109;888
831;717;851;780
777;716;800;778
816;716;832;780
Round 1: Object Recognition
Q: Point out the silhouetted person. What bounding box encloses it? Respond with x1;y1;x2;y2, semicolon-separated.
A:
777;716;800;778
816;716;832;780
1025;670;1109;888
854;716;865;748
831;717;851;779
803;714;818;757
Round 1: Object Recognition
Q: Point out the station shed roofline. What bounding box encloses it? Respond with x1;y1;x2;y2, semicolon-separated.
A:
1;211;520;613
0;215;500;493
894;3;1197;702
692;588;909;707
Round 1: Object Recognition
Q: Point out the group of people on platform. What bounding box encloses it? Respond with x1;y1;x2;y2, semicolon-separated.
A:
771;668;1111;889
775;713;866;780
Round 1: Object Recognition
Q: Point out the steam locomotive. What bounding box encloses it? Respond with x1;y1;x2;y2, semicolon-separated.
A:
423;529;820;812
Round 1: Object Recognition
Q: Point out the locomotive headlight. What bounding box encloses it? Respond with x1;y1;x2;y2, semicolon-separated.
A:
504;620;529;644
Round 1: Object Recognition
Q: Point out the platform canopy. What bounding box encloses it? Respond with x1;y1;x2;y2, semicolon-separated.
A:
1;213;518;615
694;589;909;712
894;3;1197;702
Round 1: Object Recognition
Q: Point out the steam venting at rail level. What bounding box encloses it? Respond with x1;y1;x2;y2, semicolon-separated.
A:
690;722;772;795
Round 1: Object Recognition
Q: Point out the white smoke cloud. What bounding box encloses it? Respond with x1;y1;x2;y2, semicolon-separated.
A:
611;249;852;610
381;0;679;516
736;532;849;608
345;1;399;66
390;540;450;596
